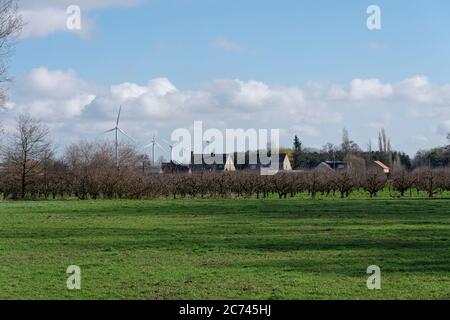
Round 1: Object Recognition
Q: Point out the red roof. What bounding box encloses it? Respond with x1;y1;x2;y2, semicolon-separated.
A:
373;160;390;170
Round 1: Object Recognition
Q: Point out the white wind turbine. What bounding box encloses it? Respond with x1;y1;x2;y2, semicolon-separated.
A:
160;138;191;164
104;105;135;169
144;135;167;166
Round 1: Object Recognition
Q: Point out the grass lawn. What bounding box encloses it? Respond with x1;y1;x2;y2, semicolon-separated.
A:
0;197;449;300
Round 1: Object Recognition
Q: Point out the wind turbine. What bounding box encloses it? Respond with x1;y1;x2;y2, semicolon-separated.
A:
159;138;175;162
160;138;191;165
104;105;134;168
144;135;167;166
160;137;185;162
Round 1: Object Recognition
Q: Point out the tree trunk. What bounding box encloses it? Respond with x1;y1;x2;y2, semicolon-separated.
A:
21;159;26;199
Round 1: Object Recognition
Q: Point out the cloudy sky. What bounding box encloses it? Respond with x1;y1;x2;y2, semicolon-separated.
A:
2;0;450;156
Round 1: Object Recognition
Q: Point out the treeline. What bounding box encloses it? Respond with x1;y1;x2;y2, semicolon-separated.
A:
290;129;450;170
0;162;449;200
1;115;450;200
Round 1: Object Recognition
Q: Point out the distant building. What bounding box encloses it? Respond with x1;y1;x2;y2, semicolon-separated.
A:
190;152;292;173
161;161;190;174
368;160;390;174
315;160;390;175
190;153;236;173
324;161;349;170
315;162;335;172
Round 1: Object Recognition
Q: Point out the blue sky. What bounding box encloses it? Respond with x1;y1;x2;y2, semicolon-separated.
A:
3;0;450;156
13;0;450;85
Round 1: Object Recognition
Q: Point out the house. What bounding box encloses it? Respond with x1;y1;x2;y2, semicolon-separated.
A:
190;152;292;173
161;161;190;174
315;162;335;172
320;161;349;170
190;153;236;173
316;160;390;175
368;160;390;174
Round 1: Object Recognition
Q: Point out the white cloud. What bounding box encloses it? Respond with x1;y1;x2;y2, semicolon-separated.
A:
17;67;94;99
394;76;450;106
8;68;98;121
18;0;143;38
85;78;321;126
110;79;177;102
212;37;242;53
315;76;450;112
395;76;434;103
3;68;450;154
2;68;339;139
305;81;348;101
349;79;393;100
20;8;67;38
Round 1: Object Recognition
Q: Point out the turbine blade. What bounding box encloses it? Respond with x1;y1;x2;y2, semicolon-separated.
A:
116;105;122;126
160;137;174;148
155;142;167;152
118;127;135;142
104;128;116;133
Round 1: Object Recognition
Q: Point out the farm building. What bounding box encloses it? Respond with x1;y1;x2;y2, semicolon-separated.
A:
315;160;390;175
161;161;190;174
190;153;236;173
368;160;390;174
190;152;292;173
315;162;335;172
316;161;349;171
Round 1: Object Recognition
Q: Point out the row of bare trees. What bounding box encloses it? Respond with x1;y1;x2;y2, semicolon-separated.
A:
1;115;450;200
0;159;449;200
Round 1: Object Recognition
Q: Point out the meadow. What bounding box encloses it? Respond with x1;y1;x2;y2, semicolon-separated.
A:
0;194;449;300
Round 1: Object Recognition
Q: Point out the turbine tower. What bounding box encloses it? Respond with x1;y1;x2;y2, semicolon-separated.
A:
160;138;189;164
160;138;178;162
144;135;166;166
104;105;134;169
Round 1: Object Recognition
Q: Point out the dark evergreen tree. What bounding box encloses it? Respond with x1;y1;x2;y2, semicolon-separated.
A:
292;135;303;169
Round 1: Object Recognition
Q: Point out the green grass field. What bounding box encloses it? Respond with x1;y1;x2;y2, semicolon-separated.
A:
0;196;449;300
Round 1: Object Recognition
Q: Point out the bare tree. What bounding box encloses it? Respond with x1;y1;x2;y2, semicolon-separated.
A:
334;169;357;198
341;128;361;156
391;167;414;197
2;114;52;198
414;167;438;198
0;0;22;107
378;128;393;165
362;170;387;197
